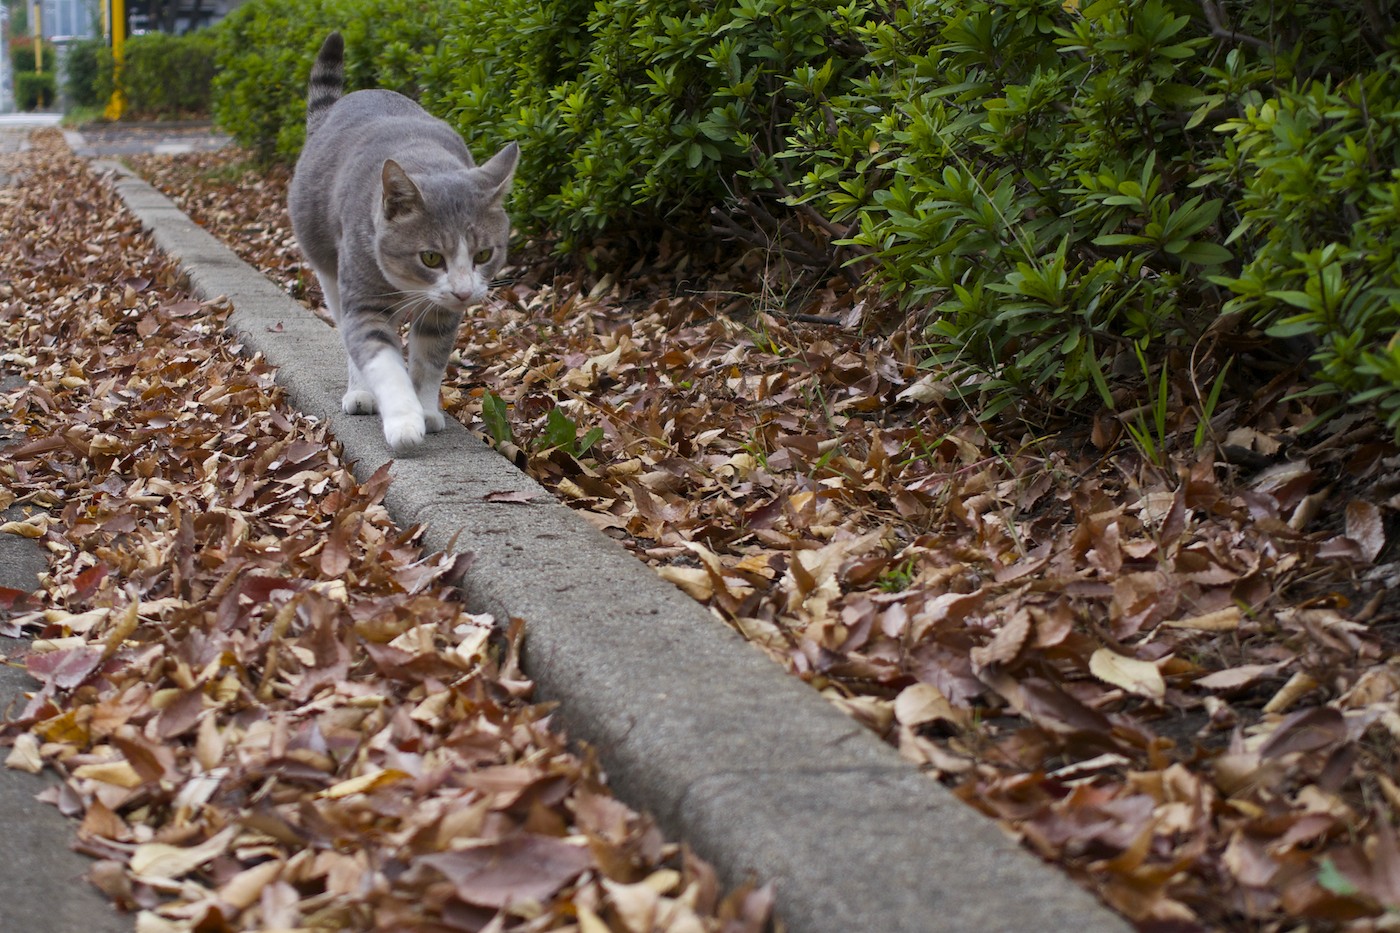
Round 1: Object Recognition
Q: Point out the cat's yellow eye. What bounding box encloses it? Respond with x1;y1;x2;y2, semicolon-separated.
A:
473;248;494;265
420;250;445;269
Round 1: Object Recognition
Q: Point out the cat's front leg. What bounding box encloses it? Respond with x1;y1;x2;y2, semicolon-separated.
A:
342;355;379;415
341;312;426;451
408;307;465;434
310;269;382;415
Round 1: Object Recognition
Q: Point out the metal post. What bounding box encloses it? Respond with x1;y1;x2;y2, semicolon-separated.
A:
103;0;125;120
33;3;42;75
0;4;10;112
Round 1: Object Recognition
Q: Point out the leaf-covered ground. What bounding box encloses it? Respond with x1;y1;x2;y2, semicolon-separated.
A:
118;139;1400;931
0;131;774;932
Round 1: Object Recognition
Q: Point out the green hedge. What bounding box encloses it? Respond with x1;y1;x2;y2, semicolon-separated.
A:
8;36;56;76
15;71;56;111
783;0;1400;420
420;0;880;252
63;37;107;109
63;32;218;120
212;0;449;162
11;36;57;111
1211;70;1400;427
120;31;219;119
211;0;1400;435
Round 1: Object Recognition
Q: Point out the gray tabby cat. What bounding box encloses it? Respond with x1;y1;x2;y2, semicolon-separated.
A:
289;32;519;451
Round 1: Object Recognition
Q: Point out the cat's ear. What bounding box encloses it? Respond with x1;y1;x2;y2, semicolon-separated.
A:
381;160;424;221
475;142;519;205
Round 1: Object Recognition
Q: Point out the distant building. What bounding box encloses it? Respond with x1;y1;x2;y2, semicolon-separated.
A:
35;0;94;38
1;0;246;112
127;0;248;36
30;1;248;40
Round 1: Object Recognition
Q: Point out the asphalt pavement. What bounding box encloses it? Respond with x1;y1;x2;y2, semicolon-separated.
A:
0;367;129;931
0;113;129;933
0;118;1132;932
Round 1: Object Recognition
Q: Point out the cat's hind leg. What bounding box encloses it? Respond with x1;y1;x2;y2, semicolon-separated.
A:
408;307;464;433
315;267;343;320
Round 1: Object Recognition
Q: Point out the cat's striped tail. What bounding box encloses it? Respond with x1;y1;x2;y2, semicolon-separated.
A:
305;32;344;138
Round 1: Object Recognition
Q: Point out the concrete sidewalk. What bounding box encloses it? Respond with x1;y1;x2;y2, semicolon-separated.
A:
2;122;1130;932
62;122;231;158
0;113;62;127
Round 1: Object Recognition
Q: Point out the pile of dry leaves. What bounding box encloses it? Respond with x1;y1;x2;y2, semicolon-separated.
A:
124;141;1400;931
0;132;773;931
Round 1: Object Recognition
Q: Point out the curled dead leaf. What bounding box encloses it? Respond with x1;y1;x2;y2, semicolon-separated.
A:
129;826;238;881
1162;606;1241;632
71;760;144;789
657;565;713;601
1345;500;1385;562
317;767;408;795
4;733;43;773
0;518;46;538
420;835;593;909
218;859;284;910
1261;671;1320;714
1089;648;1166;700
893;682;966;729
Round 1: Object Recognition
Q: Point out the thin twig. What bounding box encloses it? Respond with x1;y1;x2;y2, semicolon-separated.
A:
1359;0;1392;48
1198;0;1272;50
743;196;831;266
708;210;826;266
783;313;844;326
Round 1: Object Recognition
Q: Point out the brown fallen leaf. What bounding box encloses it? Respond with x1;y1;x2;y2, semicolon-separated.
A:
129;826;238;881
1161;606;1241;632
1262;671;1320;714
1089;648;1166;700
420;835;593;908
970;608;1032;670
0;518;46;538
4;733;43;773
1345;500;1385;562
319;768;412;799
1195;661;1290;692
484;489;537;503
893;682;966;729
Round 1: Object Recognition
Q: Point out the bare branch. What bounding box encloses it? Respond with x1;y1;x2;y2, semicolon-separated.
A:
1198;0;1273;51
708;209;827;266
1359;0;1393;47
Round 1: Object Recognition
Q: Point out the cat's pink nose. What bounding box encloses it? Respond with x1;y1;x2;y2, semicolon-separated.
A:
451;289;475;302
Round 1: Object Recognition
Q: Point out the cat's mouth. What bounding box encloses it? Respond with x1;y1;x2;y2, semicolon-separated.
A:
448;287;487;308
435;289;485;312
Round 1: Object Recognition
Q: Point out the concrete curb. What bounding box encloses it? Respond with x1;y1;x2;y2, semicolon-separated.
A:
94;157;1130;933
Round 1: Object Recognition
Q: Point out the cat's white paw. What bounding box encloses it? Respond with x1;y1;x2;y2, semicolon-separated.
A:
383;412;427;451
424;408;446;433
343;390;377;414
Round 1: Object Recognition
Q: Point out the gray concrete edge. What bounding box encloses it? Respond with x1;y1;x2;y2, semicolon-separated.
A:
91;158;1129;932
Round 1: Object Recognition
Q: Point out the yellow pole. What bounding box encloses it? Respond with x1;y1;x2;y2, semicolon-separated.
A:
33;3;42;74
104;0;126;120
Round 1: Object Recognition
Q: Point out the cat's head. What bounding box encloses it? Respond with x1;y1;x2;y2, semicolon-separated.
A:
373;142;519;313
